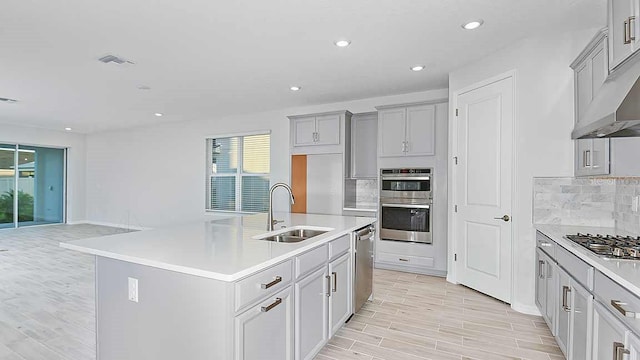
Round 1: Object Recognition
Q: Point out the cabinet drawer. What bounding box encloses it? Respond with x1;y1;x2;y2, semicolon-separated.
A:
329;235;351;259
377;252;434;268
594;270;640;334
295;244;328;279
556;244;593;290
536;231;556;258
235;260;292;311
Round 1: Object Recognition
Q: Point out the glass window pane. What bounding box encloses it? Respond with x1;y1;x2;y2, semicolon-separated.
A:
211;137;238;174
243;134;270;174
210;177;236;211
241;176;269;212
0;144;15;228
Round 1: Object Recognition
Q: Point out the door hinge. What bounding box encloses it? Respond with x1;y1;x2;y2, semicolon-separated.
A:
454;205;458;212
454;254;457;261
455;108;459;116
454;156;458;165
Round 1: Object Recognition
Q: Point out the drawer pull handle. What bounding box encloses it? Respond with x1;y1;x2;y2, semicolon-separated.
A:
613;341;629;360
260;298;282;312
261;276;282;289
399;258;409;262
540;242;552;247
611;300;639;318
538;260;545;279
332;272;337;292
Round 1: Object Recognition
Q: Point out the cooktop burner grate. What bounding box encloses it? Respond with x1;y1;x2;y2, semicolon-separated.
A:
565;233;640;260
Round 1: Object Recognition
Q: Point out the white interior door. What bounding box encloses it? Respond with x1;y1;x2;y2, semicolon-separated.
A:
454;75;513;303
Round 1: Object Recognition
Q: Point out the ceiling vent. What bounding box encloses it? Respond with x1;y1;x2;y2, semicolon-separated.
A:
0;97;18;103
98;54;134;65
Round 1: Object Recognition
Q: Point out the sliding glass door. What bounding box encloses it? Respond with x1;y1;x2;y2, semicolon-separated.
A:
0;144;65;228
0;144;15;229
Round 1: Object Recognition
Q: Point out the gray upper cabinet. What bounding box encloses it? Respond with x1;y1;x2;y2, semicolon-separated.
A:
289;111;351;155
377;103;436;157
609;0;640;70
571;29;610;177
350;112;377;179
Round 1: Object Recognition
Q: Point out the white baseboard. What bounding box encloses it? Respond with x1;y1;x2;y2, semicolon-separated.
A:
67;220;151;231
374;262;447;277
510;302;541;316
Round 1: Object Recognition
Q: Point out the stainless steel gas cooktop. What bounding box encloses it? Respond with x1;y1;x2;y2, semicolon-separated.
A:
565;233;640;260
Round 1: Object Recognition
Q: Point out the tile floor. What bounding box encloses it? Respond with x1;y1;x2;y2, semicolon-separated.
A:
315;269;563;360
0;224;131;360
0;224;562;360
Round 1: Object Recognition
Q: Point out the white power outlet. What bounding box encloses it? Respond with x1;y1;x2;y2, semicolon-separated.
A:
128;277;139;303
633;196;640;213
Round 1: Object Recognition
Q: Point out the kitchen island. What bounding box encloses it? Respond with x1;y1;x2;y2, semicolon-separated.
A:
61;213;375;360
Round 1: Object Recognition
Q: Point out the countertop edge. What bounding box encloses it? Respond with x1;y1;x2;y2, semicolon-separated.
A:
535;225;640;297
60;221;374;282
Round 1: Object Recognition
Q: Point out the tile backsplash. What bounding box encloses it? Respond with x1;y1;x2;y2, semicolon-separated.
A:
533;177;640;233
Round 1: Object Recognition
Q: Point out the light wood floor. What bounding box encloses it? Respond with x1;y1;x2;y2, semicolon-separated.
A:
0;224;131;360
0;224;562;360
315;269;563;360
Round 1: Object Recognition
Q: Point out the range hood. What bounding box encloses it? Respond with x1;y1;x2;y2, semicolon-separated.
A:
572;59;640;139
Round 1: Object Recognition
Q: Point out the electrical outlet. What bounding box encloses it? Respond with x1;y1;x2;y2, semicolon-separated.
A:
633;196;640;213
128;277;138;303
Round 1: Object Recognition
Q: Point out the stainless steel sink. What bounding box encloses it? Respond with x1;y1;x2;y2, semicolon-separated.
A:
256;228;329;243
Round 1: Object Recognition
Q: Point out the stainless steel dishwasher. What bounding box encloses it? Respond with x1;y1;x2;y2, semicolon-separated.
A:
353;225;374;314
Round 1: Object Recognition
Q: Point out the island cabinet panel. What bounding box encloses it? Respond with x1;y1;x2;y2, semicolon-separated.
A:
295;244;328;279
329;234;350;259
235;286;294;360
295;267;329;360
329;252;351;336
592;301;628;360
96;257;234;360
235;259;293;311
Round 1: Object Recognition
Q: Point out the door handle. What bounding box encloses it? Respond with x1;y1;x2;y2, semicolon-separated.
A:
613;342;629;360
625;18;631;44
326;275;331;297
562;286;571;312
494;215;510;222
538;260;545;279
631;16;636;42
332;272;337;292
584;150;591;167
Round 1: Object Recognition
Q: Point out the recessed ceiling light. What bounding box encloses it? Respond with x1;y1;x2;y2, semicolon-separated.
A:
65;127;72;131
290;86;302;91
462;20;484;30
137;85;151;90
597;133;606;137
154;113;163;117
0;97;18;103
410;65;426;72
334;39;351;47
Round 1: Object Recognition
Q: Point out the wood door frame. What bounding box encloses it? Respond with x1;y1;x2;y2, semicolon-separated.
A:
446;70;517;302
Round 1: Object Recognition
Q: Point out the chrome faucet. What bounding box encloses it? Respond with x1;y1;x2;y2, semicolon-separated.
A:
267;182;295;231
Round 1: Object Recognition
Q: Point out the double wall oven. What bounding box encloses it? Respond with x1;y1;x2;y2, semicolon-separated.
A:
379;168;432;244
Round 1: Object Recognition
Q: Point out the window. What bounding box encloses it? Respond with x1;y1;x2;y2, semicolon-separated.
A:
206;133;270;212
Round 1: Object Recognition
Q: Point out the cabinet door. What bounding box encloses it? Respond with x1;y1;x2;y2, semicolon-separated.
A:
592;301;628;360
557;268;571;356
351;114;378;178
576;60;593;121
590;138;611;175
576;139;594;176
629;331;640;360
535;250;547;314
378;108;407;157
609;0;636;69
295;267;329;360
329;252;351;336
405;105;436;156
235;286;293;360
544;258;557;335
315;114;341;146
293;117;317;146
569;281;593;360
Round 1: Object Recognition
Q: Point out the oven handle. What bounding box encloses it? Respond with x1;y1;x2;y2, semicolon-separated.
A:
381;176;430;181
381;203;430;209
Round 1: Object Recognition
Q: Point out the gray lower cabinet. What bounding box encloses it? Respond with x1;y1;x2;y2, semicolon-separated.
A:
235;286;294;360
557;267;571;356
592;301;628;360
629;332;640;359
329;252;351;335
295;267;329;360
535;249;556;335
570;280;593;360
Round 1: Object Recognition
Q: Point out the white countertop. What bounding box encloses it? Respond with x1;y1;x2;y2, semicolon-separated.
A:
535;224;640;297
61;213;375;282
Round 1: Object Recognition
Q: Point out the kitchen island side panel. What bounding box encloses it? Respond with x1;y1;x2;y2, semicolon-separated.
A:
96;257;233;360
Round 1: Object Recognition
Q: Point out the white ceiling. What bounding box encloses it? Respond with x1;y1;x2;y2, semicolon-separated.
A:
0;0;605;133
